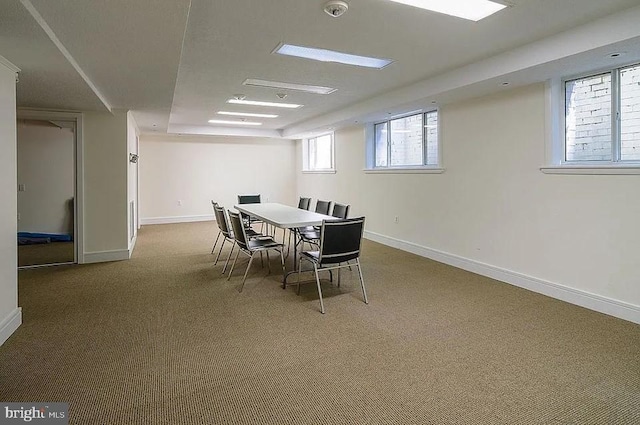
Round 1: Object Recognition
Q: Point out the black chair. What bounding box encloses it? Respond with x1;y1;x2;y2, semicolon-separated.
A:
314;200;332;215
212;204;262;274
286;197;313;251
301;202;350;247
211;201;220;254
212;204;236;274
331;203;350;219
298;197;311;210
227;211;285;292
238;194;266;233
298;217;368;314
237;194;261;204
297;199;332;238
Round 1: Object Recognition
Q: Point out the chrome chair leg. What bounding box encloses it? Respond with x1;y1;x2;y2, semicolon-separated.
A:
239;253;254;293
211;231;221;254
222;242;235;274
356;258;368;304
227;249;241;281
213;238;226;265
266;250;271;273
314;264;325;314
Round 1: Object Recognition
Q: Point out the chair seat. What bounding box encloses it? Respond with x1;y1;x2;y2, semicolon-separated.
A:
301;250;319;262
302;250;352;265
245;228;261;238
230;229;263;240
248;237;282;250
301;231;320;241
296;225;315;233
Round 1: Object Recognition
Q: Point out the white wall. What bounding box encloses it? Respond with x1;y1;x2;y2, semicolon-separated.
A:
140;134;297;223
17;120;74;235
83;111;129;262
0;57;20;346
297;83;640;323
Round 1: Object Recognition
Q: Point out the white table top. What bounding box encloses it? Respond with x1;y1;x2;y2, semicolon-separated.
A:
235;203;334;228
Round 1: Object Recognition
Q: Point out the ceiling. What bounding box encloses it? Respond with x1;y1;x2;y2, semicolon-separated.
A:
2;0;640;139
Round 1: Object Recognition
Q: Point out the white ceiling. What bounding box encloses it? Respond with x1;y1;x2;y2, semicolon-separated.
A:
2;0;640;138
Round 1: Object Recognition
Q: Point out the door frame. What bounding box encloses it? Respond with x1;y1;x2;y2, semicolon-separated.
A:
16;109;84;264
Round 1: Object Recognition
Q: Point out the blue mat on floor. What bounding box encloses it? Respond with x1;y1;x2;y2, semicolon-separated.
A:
18;232;73;243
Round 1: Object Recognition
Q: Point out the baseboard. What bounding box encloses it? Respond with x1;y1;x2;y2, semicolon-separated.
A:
83;249;130;264
140;215;214;225
364;230;640;325
0;308;22;347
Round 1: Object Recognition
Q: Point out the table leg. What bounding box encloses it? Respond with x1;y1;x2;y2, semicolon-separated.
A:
283;227;301;288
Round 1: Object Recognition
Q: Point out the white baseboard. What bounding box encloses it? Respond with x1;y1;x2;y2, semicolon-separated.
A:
0;308;22;347
83;249;130;264
141;215;214;225
364;230;640;325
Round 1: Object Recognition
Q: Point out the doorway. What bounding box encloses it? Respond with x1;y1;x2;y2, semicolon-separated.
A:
16;116;79;267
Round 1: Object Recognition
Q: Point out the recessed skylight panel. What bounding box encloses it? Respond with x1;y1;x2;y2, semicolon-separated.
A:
274;44;393;69
386;0;506;21
218;111;278;118
227;99;303;109
208;119;262;126
243;78;337;95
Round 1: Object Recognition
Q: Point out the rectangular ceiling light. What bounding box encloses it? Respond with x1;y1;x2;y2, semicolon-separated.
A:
227;99;302;109
274;44;393;69
386;0;506;21
208;119;262;126
243;78;337;95
218;111;279;118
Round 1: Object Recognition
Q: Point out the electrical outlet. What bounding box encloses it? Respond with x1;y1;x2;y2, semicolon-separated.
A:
18;184;25;192
394;216;399;224
17;213;20;221
177;200;182;206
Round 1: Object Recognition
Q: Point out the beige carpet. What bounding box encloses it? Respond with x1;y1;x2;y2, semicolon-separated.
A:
18;241;74;267
1;222;639;424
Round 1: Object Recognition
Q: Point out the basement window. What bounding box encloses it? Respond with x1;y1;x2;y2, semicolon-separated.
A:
303;133;335;173
365;110;443;173
542;62;640;174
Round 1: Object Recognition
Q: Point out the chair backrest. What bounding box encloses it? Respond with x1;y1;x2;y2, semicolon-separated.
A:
315;200;332;215
213;205;232;238
318;217;365;265
298;197;311;210
238;194;261;204
331;203;350;219
211;201;219;219
228;211;248;250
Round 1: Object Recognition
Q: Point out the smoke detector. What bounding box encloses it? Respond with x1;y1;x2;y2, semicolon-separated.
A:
324;1;348;18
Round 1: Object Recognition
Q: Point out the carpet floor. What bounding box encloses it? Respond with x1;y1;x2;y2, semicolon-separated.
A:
1;222;639;424
18;241;74;267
